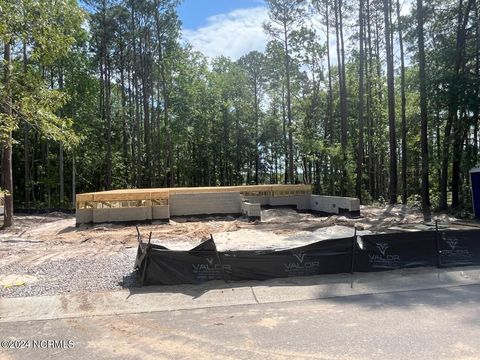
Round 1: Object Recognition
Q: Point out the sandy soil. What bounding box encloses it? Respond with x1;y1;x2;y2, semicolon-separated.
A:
0;205;468;297
0;205;463;252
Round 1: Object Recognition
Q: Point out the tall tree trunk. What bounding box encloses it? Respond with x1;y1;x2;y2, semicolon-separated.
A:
46;142;51;207
397;0;408;205
59;143;64;204
339;0;348;152
281;84;288;184
375;13;382;197
452;0;476;207
101;0;112;190
22;41;31;208
440;118;453;210
72;151;76;208
452;111;466;208
119;34;129;186
127;62;134;186
153;1;172;187
440;0;475;209
59;71;65;205
2;41;13;227
366;0;376;199
24;123;30;207
254;76;259;185
131;3;142;188
139;34;151;187
417;0;430;210
325;2;335;195
235;108;241;184
474;2;479;166
336;0;348;195
106;54;112;189
436;112;442;182
383;0;398;204
283;23;294;184
356;0;365;201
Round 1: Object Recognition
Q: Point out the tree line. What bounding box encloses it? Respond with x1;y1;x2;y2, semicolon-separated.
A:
0;0;479;226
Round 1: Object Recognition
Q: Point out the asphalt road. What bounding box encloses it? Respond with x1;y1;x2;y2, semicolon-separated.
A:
1;284;480;360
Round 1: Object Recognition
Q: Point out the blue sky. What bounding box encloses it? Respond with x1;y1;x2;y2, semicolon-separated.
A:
178;0;265;29
177;0;413;62
179;0;269;60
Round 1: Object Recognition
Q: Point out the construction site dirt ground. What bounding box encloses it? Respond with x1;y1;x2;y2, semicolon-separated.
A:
0;205;476;298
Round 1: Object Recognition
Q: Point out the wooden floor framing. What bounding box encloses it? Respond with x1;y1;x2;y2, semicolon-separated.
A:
76;184;312;210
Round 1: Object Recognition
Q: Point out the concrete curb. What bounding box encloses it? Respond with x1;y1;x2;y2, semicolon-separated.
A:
1;266;480;323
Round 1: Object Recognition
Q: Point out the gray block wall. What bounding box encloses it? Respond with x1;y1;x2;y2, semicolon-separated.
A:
241;201;261;217
268;194;311;210
310;195;360;214
76;192;361;224
242;195;270;205
152;206;170;220
93;207;152;223
76;209;93;224
169;192;242;216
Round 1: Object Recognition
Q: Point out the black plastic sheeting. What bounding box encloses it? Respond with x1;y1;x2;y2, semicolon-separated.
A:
135;228;480;285
354;231;437;271
438;230;480;267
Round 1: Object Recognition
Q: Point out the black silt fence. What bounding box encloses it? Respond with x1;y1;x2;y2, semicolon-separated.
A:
354;231;438;272
438;230;480;267
134;227;480;286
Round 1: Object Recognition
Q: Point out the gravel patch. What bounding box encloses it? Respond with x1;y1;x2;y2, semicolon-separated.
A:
0;247;140;298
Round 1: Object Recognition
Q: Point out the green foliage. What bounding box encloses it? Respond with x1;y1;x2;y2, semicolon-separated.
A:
1;0;478;215
0;0;84;143
0;113;18;143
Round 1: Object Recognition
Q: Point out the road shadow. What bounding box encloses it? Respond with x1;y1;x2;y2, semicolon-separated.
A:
121;269;354;298
319;281;480;327
122;265;480;327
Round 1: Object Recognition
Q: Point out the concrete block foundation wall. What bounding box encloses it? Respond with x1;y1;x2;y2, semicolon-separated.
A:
93;207;152;223
242;194;310;210
241;196;270;206
152;206;170;220
78;206;169;225
76;209;93;224
169;192;241;216
241;201;261;219
267;194;311;210
75;185;360;224
310;195;360;215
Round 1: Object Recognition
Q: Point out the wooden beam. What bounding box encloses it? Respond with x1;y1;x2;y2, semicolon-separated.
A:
76;185;312;209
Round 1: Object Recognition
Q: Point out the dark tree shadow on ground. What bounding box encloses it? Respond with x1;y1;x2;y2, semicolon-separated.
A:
318;281;480;328
121;264;480;327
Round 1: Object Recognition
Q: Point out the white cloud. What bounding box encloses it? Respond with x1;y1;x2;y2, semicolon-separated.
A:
182;7;269;60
